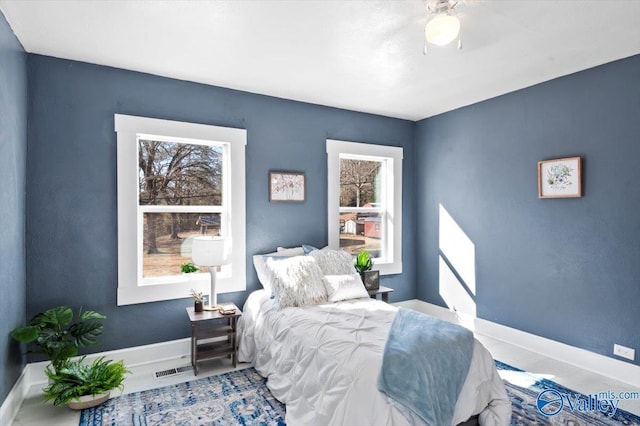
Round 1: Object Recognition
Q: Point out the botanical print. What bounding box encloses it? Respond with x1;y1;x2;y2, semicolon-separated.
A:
546;163;574;190
538;157;582;198
270;172;305;201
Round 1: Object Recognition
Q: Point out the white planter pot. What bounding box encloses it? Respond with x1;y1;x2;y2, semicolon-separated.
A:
67;390;110;410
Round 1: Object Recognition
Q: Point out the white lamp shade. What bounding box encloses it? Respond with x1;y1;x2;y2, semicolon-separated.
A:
191;236;226;267
425;13;460;46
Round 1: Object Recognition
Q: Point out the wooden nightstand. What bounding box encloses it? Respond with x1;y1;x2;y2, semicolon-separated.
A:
186;304;242;376
368;285;394;303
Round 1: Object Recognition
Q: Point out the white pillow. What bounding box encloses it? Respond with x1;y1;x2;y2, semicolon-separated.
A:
276;246;306;256
253;247;303;291
323;274;370;302
252;251;278;291
266;256;328;308
308;247;356;275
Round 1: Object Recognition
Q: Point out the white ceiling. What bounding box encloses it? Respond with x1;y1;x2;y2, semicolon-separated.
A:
1;0;639;121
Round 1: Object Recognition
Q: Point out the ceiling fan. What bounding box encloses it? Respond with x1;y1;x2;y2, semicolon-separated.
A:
424;0;462;53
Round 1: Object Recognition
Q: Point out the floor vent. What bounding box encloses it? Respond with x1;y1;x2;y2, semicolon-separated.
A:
153;365;192;379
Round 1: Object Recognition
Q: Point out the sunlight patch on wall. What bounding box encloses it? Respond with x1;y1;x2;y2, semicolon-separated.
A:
439;204;476;295
438;204;476;328
439;256;476;320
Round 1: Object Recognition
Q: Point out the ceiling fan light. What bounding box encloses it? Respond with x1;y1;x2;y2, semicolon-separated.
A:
425;13;460;46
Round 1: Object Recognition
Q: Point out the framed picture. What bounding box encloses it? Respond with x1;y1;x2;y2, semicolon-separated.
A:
269;171;306;202
538;157;582;198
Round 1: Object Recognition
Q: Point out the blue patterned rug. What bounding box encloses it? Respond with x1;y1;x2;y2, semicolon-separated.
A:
79;367;285;425
80;363;640;425
497;361;640;425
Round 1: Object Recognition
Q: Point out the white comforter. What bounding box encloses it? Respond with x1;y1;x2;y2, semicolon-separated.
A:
238;290;511;425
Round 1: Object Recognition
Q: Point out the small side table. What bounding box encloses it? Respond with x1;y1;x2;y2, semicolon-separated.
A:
368;285;394;303
186;304;242;376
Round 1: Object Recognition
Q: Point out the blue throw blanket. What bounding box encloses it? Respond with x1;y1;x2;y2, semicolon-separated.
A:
377;308;474;426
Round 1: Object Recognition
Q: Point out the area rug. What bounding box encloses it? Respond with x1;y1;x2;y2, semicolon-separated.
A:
79;367;285;426
496;360;640;425
80;363;640;425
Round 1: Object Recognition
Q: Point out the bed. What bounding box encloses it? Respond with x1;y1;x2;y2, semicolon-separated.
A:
237;247;511;425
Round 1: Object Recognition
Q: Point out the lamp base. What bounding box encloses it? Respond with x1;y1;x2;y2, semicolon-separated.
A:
203;304;219;312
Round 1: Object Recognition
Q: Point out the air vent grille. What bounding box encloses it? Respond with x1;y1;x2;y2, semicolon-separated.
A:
153;365;192;379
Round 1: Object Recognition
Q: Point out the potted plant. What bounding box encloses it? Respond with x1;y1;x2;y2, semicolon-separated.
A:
355;250;379;291
12;305;129;410
44;356;130;410
191;288;204;312
181;262;200;274
10;306;106;373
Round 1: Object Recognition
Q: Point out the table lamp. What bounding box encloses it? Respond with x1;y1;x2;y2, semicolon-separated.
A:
191;236;226;310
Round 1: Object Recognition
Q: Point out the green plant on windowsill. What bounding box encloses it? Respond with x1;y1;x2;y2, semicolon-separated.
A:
181;262;200;274
354;250;373;274
10;306;106;373
44;356;130;408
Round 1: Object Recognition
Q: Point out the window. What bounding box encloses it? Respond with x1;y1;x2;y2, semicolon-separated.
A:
327;139;402;275
116;114;246;305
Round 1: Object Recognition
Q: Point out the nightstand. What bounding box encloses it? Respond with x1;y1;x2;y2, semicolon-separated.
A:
186;304;242;376
368;285;394;303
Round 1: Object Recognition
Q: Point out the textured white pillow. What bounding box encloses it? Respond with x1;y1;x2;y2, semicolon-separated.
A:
323;273;370;302
253;247;306;291
266;256;328;308
308;247;356;275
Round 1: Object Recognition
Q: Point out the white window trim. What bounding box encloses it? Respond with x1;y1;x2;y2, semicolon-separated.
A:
327;139;403;276
115;114;246;305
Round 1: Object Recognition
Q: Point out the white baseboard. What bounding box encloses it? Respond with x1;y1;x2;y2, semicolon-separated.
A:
0;337;191;425
395;299;640;388
0;368;29;426
26;337;191;385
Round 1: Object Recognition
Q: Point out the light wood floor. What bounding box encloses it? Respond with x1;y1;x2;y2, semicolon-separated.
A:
11;300;640;425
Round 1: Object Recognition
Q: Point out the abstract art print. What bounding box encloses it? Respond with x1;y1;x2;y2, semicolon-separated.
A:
269;171;306;202
538;157;582;198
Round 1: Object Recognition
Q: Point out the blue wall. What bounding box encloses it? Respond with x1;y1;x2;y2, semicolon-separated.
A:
415;55;640;365
0;11;27;402
12;27;638;400
25;55;416;355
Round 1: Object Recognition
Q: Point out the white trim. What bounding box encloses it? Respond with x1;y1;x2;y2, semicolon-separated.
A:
326;139;403;276
0;368;29;426
115;114;246;305
396;299;640;388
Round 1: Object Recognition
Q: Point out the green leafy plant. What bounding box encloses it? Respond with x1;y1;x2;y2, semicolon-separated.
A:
43;356;130;406
10;306;106;373
181;262;200;273
354;250;373;274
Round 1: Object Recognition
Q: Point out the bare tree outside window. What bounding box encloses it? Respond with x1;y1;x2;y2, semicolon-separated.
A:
339;158;385;257
339;159;381;207
138;139;223;277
